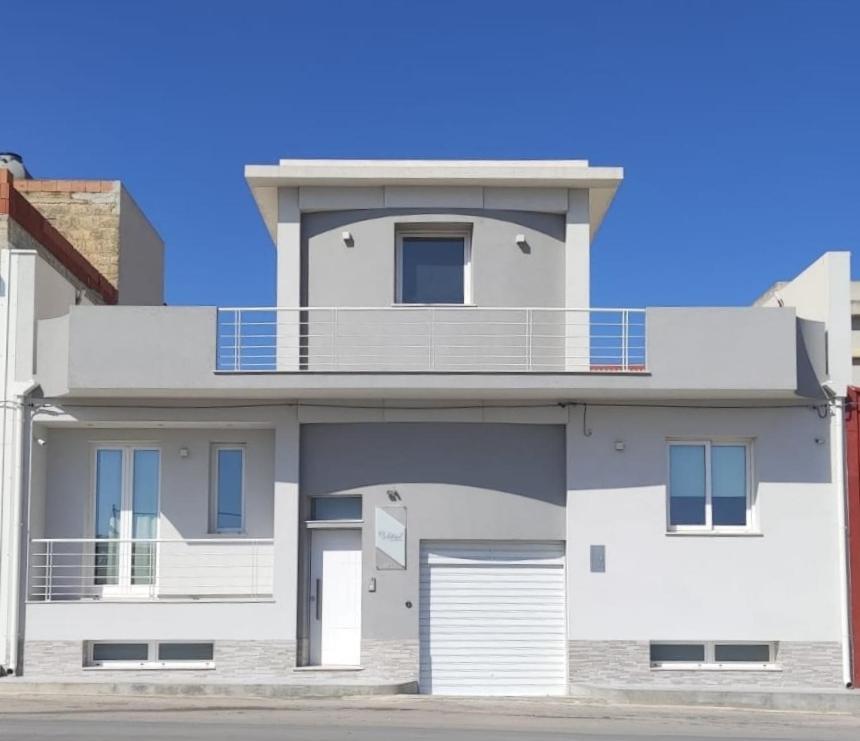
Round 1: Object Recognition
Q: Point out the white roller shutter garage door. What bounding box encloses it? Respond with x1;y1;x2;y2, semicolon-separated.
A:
419;541;567;696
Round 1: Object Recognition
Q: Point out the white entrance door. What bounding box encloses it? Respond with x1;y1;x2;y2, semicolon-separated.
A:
309;529;362;666
419;541;567;696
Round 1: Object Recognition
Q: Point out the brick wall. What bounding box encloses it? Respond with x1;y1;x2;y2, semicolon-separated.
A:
568;640;843;689
15;180;121;289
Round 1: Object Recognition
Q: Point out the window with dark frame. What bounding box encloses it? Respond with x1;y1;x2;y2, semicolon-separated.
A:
396;232;470;305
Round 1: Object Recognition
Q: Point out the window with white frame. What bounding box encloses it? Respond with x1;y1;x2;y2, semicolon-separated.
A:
93;446;160;589
210;445;245;533
667;440;753;531
85;641;214;669
395;228;471;304
650;642;777;670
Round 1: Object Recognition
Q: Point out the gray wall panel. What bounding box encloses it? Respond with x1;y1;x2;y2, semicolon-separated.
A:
299;423;566;641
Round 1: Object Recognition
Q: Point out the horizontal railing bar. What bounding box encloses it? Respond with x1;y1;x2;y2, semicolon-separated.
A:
30;538;274;544
218;306;646;313
216;306;648;374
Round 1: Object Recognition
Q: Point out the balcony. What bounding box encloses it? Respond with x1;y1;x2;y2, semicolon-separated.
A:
28;538;274;602
215;307;647;374
37;305;802;399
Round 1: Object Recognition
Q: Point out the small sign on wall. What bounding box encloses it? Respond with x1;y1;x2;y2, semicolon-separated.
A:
375;506;406;570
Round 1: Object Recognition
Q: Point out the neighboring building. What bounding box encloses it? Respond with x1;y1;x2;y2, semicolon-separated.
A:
851;282;860;384
0;154;163;674
0;157;855;695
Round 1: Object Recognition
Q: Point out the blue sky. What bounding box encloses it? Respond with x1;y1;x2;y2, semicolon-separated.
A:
4;1;859;308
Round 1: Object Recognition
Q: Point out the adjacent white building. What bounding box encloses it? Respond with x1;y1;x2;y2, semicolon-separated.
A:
0;157;855;695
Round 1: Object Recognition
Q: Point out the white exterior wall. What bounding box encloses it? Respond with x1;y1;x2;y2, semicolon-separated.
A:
758;252;851;396
25;409;301;645
40;428;275;542
16;401;848;686
566;404;842;643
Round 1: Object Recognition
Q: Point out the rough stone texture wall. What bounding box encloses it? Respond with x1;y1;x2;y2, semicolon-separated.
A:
16;181;121;288
568;640;843;689
215;640;296;677
23;640;297;681
5;218;103;304
22;640;83;678
361;639;419;681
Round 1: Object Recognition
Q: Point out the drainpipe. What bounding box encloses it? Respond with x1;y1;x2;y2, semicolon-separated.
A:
0;247;37;675
0;247;15;673
834;396;853;686
12;387;36;676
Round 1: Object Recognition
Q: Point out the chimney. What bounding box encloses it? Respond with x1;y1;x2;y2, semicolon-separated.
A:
0;152;31;180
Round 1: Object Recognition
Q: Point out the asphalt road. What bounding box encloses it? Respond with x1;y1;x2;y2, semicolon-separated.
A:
1;695;860;740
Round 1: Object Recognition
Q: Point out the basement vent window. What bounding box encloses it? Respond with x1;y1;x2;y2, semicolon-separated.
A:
85;641;215;670
649;642;778;671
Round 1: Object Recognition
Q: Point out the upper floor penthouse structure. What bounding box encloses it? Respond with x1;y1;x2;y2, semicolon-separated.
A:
35;159;843;402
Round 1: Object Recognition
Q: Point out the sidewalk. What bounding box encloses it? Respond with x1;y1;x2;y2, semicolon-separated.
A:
1;676;859;715
570;683;860;715
0;676;416;699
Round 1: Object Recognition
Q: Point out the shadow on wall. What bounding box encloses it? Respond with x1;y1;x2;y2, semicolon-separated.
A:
302;208;566;241
300;422;566;504
567;406;833;492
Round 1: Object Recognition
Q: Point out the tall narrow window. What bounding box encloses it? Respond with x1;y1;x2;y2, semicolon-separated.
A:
667;441;752;531
396;231;471;304
212;446;244;532
132;450;160;584
94;449;123;585
93;446;160;589
668;444;706;527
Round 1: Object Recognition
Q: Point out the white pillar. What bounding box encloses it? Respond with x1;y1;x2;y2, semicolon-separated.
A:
833;401;852;686
276;188;301;370
272;408;300;648
565;190;591;371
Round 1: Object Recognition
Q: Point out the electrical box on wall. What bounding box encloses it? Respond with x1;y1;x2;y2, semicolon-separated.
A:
590;545;606;573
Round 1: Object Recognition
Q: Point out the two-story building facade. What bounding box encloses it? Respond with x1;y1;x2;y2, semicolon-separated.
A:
4;159;855;696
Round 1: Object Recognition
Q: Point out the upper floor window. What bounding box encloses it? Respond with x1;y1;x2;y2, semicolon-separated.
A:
667;440;753;532
395;229;471;304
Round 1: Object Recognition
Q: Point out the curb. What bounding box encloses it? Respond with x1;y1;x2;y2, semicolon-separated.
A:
570;684;860;714
0;680;418;699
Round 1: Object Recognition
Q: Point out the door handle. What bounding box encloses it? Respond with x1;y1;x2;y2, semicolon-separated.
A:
315;578;322;621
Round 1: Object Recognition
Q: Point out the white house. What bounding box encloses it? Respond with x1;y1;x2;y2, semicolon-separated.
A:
0;157;855;695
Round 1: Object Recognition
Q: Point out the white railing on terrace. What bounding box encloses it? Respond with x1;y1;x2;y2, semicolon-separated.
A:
216;307;647;373
28;538;274;602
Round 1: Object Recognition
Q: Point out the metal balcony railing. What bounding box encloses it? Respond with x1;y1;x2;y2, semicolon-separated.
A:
28;538;274;602
215;307;647;373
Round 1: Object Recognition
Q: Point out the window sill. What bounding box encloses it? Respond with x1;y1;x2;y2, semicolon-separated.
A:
84;661;215;671
306;519;364;529
665;530;762;538
293;665;364;672
651;663;781;672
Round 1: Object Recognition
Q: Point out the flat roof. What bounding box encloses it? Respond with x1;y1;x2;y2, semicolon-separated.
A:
245;159;623;242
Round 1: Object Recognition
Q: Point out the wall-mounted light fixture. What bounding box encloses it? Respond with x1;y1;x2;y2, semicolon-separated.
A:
342;230;354;247
179;446;190;458
515;233;530;253
614;441;625;452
